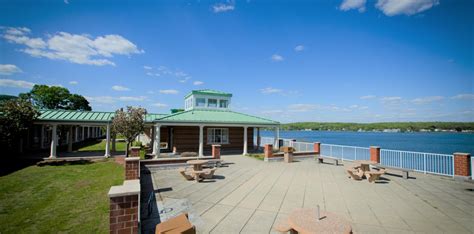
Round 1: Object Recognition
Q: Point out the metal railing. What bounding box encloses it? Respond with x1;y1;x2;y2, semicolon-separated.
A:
256;137;458;177
380;149;453;176
321;144;371;161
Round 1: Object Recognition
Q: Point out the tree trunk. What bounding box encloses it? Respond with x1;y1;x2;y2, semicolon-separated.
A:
112;135;116;152
125;141;130;157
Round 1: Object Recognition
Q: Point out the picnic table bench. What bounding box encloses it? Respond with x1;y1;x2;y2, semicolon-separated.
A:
372;164;413;179
317;156;341;166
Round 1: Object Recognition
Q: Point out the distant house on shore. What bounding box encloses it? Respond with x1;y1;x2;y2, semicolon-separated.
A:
22;89;280;158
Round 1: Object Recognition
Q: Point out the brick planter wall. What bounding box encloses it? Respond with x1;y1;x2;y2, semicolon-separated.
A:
108;180;140;234
370;146;381;163
212;145;221;159
313;142;321;154
454;153;471;179
130;147;140;158
125;157;140;180
264;144;273;159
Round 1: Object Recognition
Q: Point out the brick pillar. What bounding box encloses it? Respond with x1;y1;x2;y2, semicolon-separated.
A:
212;144;221;159
453;153;471;179
109;180;140;234
130;146;140;158
264;144;273;159
125;157;140;180
313;142;321;154
370;146;381;163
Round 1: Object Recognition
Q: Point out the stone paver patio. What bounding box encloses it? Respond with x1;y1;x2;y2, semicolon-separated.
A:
142;155;474;233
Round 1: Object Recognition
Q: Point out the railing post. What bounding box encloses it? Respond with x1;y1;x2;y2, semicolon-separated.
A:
399;151;402;168
423;153;427;174
330;145;333;157
341;146;344;161
354;148;357;160
313;142;321;154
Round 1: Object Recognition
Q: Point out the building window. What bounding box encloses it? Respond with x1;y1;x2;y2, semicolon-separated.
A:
219;100;228;108
196;98;205;107
207;128;229;144
208;99;217;108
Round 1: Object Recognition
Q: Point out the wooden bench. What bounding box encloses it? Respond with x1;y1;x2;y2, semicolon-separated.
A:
372;165;412;179
155;213;196;234
317;156;340;166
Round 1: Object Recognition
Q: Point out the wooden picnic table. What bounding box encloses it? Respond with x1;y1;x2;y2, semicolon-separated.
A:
186;159;209;171
354;160;377;173
287;208;352;234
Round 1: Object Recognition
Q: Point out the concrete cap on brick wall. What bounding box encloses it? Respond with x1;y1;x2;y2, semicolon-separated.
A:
108;179;140;198
454;153;470;156
212;145;221;147
370;146;380;148
125;157;140;161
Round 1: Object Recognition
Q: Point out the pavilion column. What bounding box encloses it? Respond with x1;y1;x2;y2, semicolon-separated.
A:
67;126;73;152
49;124;58;158
243;126;248;155
105;124;111;158
256;127;260;150
199;125;204;157
273;126;280;150
75;126;79;142
153;124;161;158
87;126;91;139
150;127;155;152
40;125;45;149
81;126;85;141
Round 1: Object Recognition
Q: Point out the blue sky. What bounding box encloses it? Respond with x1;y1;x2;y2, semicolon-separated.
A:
0;0;473;123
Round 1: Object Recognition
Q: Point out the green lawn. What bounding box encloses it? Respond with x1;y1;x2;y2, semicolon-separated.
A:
0;160;123;233
78;140;127;152
246;153;265;160
78;140;146;158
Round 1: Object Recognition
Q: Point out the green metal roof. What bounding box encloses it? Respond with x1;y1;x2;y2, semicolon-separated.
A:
156;109;279;126
184;89;233;99
37;109;168;123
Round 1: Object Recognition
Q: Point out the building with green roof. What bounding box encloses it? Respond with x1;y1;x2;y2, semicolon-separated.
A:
28;90;280;158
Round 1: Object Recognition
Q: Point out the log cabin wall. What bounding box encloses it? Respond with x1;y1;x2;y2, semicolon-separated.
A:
171;126;254;154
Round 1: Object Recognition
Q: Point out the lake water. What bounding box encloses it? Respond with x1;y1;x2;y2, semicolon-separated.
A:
260;130;474;155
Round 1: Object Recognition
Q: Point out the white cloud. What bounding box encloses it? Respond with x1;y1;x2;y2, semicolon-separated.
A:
294;45;305;52
288;104;318;112
2;27;143;66
69;81;78;85
375;0;439;16
86;96;116;104
381;96;402;104
411;96;444;105
271;54;284;62
193;81;204;86
179;77;190;83
0;78;35;89
112;85;130;91
451;94;474;100
350;104;359;109
261;110;284;115
143;66;152;70
118;96;146;101
339;0;366;12
0;64;22;75
360;95;376;100
260;87;282;94
159;89;179;95
212;3;235;13
151;102;168;108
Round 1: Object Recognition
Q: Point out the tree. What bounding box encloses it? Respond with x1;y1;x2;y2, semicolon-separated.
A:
19;85;91;111
0;98;39;152
112;107;147;157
